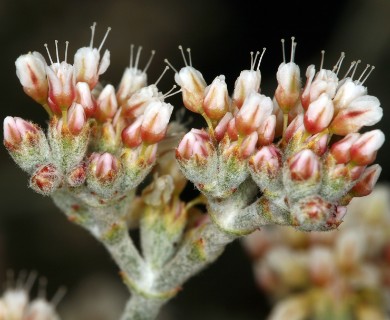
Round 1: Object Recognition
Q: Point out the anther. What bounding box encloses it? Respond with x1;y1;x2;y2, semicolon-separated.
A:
55;40;60;64
90;22;97;48
178;45;188;66
351;60;361;79
44;44;54;65
155;66;170;85
332;52;346;75
134;46;143;69
257;47;266;70
24;271;38;293
143;50;156;72
187;48;192;66
164;59;178;73
281;39;286;63
129;44;134;68
98;27;111;53
65;41;69;63
250;51;254;70
290;36;296;62
252;51;260;70
51;286;67;307
361;66;375;85
320;50;325;70
357;64;370;83
343;61;356;79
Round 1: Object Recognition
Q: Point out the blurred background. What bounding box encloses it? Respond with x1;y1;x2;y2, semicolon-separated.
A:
0;0;389;319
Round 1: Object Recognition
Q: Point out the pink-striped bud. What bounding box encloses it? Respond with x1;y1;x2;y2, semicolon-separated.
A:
288;149;320;182
74;47;110;89
15;52;48;104
46;62;75;111
330;133;360;164
350;129;385;165
3;116;39;148
67;102;86;135
122;116;144;148
232;69;261;109
301;65;316;110
227;117;239;141
275;62;301;113
330;95;382;135
122;85;160;119
174;66;207;113
284;114;304;143
333;78;367;112
240;131;258;159
140;101;173;144
96;84;118;122
304;93;334;134
75;82;96;117
30;163;62;195
257;115;276;146
117;68;147;105
89;152;120;182
304;132;329;156
351;164;382;197
309;69;338;101
235;92;273;136
249;145;282;178
177;129;211;160
203;75;230;120
215;112;233;141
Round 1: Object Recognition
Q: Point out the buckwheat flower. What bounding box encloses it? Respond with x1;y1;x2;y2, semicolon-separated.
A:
121;116;144;148
67;102;87;135
15;51;48;104
333;78;367;112
140;100;173;144
288;149;321;182
350;164;382;197
89;152;120;182
330;133;360;164
350;129;385;166
214;112;233;141
122;84;161;119
177;129;212;160
275;62;301;113
75;82;96;117
3;116;39;148
249;145;282;178
203;75;230;120
257;115;276;146
96;84;118;122
304;93;334;134
74;23;111;89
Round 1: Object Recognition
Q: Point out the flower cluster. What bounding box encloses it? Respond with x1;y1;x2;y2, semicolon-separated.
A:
174;38;384;231
244;185;390;320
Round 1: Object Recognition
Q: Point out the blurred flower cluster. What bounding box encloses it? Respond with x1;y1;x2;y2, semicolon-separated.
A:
244;185;390;320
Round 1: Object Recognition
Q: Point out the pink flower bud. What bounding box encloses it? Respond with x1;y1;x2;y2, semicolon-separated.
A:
288;149;320;181
351;164;382;197
174;66;207;113
309;69;338;101
215;112;233;141
304;93;334;134
333;78;367;112
74;47;110;89
304;132;329;156
66;163;87;187
117;68;147;105
203;75;230;120
122;116;144;148
257;115;276;146
67;102;86;135
330;133;360;164
90;152;119;182
177;129;211;160
330;95;383;135
30;163;62;195
275;62;301;113
227;117;239;141
96;84;118;122
284;114;304;143
46;62;75;111
122;85;160;119
75;82;96;117
15;52;48;104
350;129;385;165
3;116;39;148
301;65;315;110
240;131;258;159
140;101;173;144
235;92;273;136
249;145;281;177
232;70;261;109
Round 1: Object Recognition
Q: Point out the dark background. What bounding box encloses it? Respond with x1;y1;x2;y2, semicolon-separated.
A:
0;0;389;319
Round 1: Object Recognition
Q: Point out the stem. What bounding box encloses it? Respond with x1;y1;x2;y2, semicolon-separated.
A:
120;294;166;320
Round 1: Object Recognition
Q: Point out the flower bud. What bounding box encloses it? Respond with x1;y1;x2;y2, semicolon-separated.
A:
66;163;86;187
67;102;86;135
140;101;173;144
309;69;338;101
257;115;276;146
304;132;329;156
3;116;38;148
240;131;258;159
235;92;273;136
301;65;315;110
117;68;147;105
96;84;118;122
15;52;48;104
30;163;62;195
177;129;211;161
232;69;261;109
75;82;96;117
89;152;120;183
215;112;233;141
288;149;320;182
275;62;301;113
350;129;385;165
304;93;334;134
333;78;366;112
122;116;144;148
249;145;282;179
330;133;360;164
330;95;382;135
227;117;239;141
203;75;230;120
350;164;382;197
283;114;304;143
175;66;207;113
122;85;160;119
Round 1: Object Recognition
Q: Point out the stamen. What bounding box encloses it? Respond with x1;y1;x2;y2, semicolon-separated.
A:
51;286;67;307
163;85;178;98
164;59;178;73
332;52;346;75
351;59;361;79
55;40;60;64
343;61;356;79
250;51;254;70
361;66;375;85
90;22;97;48
16;270;27;289
281;39;286;63
290;36;295;62
44;43;54;65
178;45;188;66
129;44;134;68
134;46;143;69
38;277;47;298
357;64;370;83
163;85;182;99
98;27;111;52
24;271;38;292
252;51;260;70
256;47;266;70
155;66;170;85
143;50;156;72
64;41;69;63
320;50;325;70
187;48;192;66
